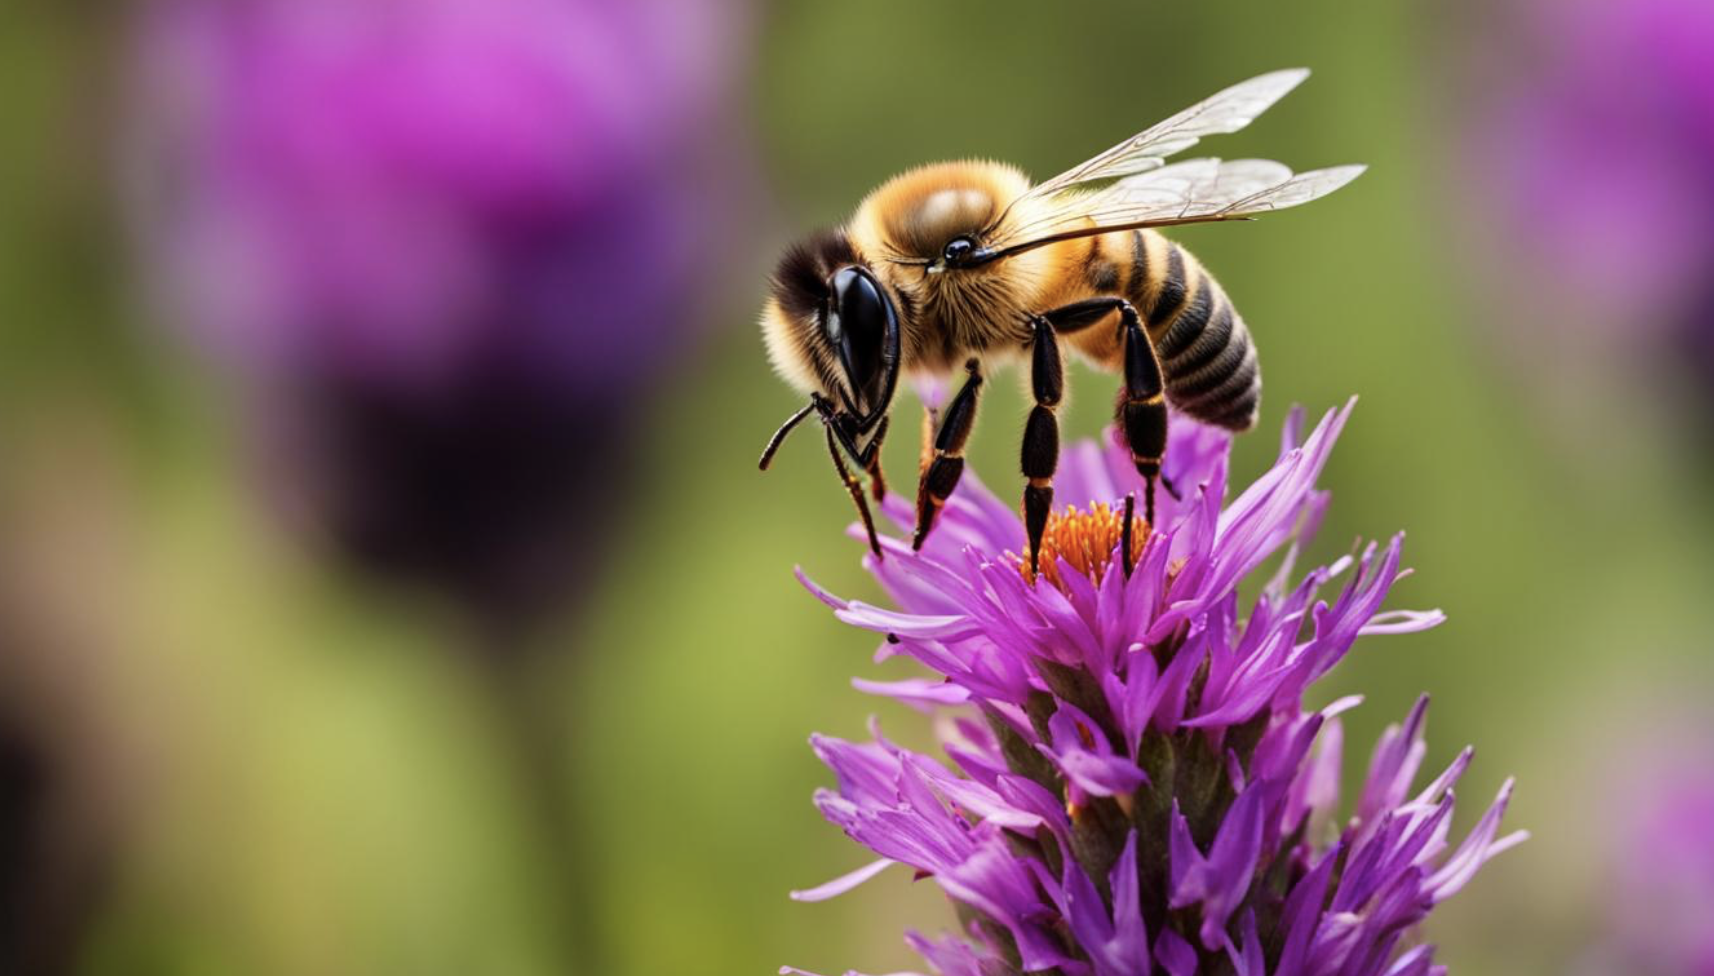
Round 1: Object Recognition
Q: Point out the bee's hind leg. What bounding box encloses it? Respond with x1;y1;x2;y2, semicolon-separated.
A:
1115;303;1168;526
1021;315;1063;577
912;359;983;550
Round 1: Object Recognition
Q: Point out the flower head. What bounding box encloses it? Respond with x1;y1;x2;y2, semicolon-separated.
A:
1471;0;1714;386
788;402;1524;976
1577;731;1714;976
127;0;749;628
132;0;737;394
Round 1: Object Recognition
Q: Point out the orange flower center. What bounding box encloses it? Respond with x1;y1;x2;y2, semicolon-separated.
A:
1022;503;1150;590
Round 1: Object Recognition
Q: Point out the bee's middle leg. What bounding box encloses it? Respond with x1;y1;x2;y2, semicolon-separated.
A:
913;359;982;550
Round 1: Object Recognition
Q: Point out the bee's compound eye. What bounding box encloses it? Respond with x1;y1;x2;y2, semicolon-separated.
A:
942;235;977;266
826;266;891;408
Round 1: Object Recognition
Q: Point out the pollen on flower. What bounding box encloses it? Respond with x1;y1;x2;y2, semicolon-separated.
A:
1021;502;1149;590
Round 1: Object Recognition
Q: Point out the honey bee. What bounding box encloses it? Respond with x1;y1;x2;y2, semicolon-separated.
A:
758;69;1363;571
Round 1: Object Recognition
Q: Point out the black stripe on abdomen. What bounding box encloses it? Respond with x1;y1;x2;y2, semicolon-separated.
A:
1171;319;1260;431
1198;342;1261;431
1165;294;1233;378
1147;244;1188;329
1173;323;1251;401
1124;235;1261;432
1157;276;1214;361
1161;276;1261;432
1124;231;1150;308
1083;235;1119;293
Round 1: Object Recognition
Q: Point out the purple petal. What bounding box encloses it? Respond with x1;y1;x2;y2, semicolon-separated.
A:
795;566;850;610
835;602;983;642
1170;786;1266;949
903;931;996;976
1043;704;1149;798
1274;844;1339;976
1384;945;1440;976
1287;714;1346;834
1425;778;1523;901
1108;832;1147;967
1359;609;1446;635
1057;835;1148;976
1357;695;1431;835
852;677;970;711
1224;911;1265;976
1154;928;1198;976
790;858;899;902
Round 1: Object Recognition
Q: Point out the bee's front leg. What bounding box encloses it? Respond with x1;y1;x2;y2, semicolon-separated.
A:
860;415;890;501
825;424;883;557
912;359;982;550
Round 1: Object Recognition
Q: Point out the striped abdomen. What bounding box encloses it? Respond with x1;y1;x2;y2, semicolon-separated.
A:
1121;230;1260;431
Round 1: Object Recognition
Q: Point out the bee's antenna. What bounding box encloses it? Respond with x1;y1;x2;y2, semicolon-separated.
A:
758;399;819;470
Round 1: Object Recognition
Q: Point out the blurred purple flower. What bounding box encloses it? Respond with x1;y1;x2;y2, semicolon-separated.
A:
1579;742;1714;976
1474;0;1714;371
128;0;749;626
786;403;1524;976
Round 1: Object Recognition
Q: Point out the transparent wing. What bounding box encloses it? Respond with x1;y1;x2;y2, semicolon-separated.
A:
1211;164;1368;214
1024;68;1312;201
992;159;1367;248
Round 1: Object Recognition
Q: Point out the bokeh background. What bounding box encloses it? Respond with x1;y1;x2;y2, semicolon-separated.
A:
4;1;1713;975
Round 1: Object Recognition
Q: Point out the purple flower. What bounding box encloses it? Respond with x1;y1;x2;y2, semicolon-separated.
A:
126;0;748;627
1576;737;1714;976
786;402;1525;976
1471;0;1714;377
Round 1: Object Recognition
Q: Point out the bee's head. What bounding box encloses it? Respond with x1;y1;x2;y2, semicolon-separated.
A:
761;229;900;430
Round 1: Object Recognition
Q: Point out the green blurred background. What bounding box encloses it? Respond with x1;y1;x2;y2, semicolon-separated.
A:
4;2;1712;975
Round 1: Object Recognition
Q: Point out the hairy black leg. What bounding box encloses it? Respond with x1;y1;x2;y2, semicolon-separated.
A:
913;359;983;550
862;415;890;501
758;400;817;470
1021;316;1063;576
1117;304;1168;525
1121;493;1136;578
1039;297;1132;335
827;425;883;556
918;402;940;475
1028;297;1172;526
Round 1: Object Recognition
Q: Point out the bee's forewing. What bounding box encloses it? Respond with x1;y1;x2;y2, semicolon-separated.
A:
987;71;1364;253
1024;68;1311;200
